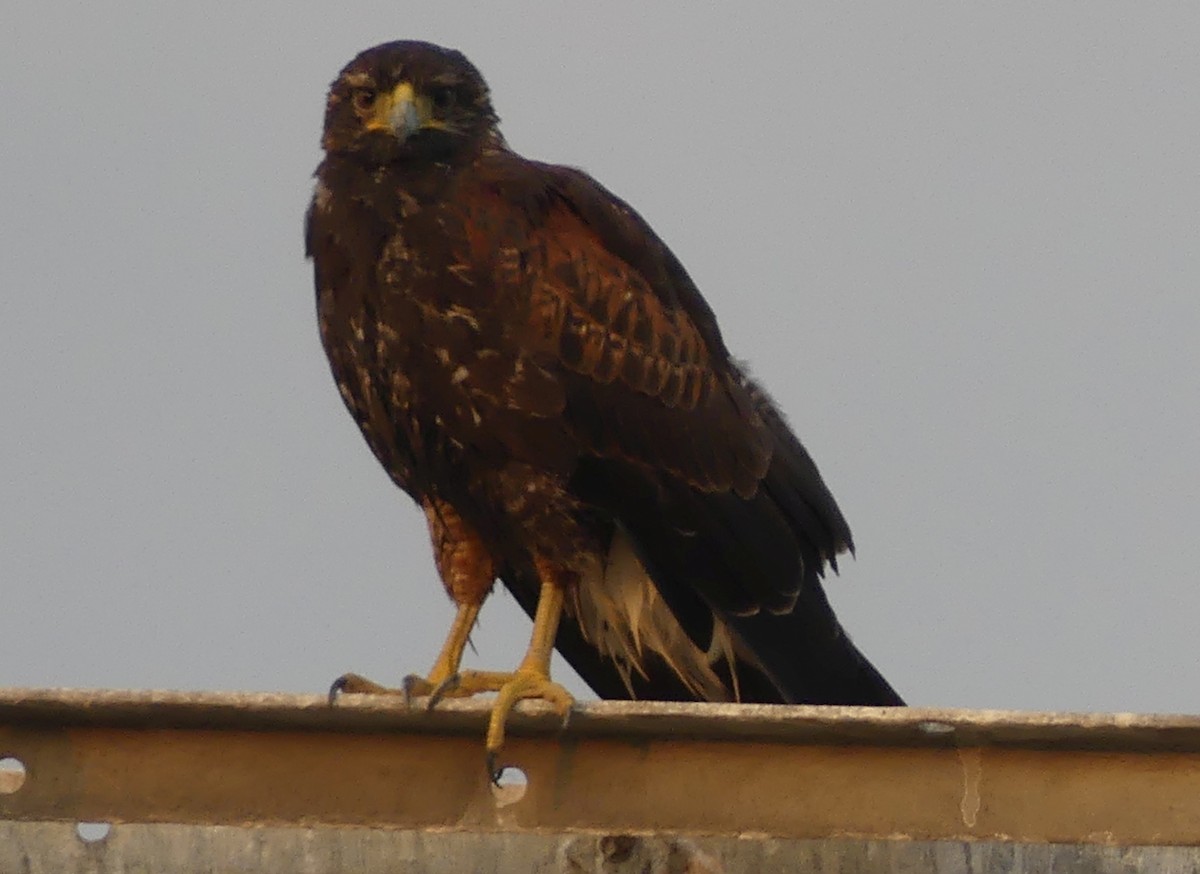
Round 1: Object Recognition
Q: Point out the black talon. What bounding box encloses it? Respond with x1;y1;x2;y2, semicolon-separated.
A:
328;675;351;705
427;673;461;709
486;751;503;786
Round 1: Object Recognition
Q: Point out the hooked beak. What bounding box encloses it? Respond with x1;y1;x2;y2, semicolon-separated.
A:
363;81;430;141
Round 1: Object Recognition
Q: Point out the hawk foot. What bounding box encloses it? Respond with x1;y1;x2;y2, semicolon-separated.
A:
400;671;490;708
328;672;405;703
476;668;574;780
328;671;464;708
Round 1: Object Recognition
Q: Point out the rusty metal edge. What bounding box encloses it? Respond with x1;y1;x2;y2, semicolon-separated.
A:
4;687;1200;846
1;686;1199;753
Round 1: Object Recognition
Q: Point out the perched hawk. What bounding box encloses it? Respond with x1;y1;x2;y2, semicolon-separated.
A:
308;41;903;763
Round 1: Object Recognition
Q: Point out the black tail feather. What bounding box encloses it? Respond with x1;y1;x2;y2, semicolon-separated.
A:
722;579;905;706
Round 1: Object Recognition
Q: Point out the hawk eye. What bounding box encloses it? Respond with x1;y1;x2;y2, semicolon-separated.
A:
429;87;457;111
349;87;376;113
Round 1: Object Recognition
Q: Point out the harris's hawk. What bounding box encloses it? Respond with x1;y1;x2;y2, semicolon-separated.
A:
307;41;903;765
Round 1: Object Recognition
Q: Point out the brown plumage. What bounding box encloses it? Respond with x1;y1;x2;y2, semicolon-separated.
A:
307;41;902;751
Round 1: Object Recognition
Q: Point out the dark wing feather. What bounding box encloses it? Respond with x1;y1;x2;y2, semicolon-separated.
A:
470;154;901;705
492;160;803;614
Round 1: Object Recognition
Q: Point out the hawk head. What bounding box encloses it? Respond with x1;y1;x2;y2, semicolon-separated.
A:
321;41;500;164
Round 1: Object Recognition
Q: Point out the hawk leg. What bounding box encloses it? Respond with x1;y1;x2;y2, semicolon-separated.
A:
436;559;572;777
473;563;573;755
330;498;494;704
329;599;483;702
329;501;573;774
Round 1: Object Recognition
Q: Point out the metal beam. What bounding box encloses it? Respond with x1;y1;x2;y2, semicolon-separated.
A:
3;688;1200;851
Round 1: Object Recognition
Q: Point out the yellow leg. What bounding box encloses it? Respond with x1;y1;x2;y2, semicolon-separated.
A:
482;575;573;758
330;549;574;779
413;565;574;776
329;600;480;703
331;497;495;705
404;600;481;700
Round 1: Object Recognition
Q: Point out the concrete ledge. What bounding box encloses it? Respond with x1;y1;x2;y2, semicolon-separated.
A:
4;821;1198;874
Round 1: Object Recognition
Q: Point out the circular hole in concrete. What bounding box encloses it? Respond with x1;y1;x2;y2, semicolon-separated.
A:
491;765;528;806
76;822;112;843
0;757;26;794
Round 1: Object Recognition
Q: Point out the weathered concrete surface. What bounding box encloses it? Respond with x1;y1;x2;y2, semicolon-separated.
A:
3;821;1198;874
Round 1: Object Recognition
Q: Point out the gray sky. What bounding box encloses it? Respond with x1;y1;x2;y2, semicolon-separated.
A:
2;3;1197;715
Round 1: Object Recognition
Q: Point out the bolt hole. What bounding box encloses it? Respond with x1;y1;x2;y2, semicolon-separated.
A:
0;757;25;794
76;822;111;843
491;765;528;806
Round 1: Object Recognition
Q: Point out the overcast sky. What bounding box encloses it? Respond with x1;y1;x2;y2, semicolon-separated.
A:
2;3;1197;715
